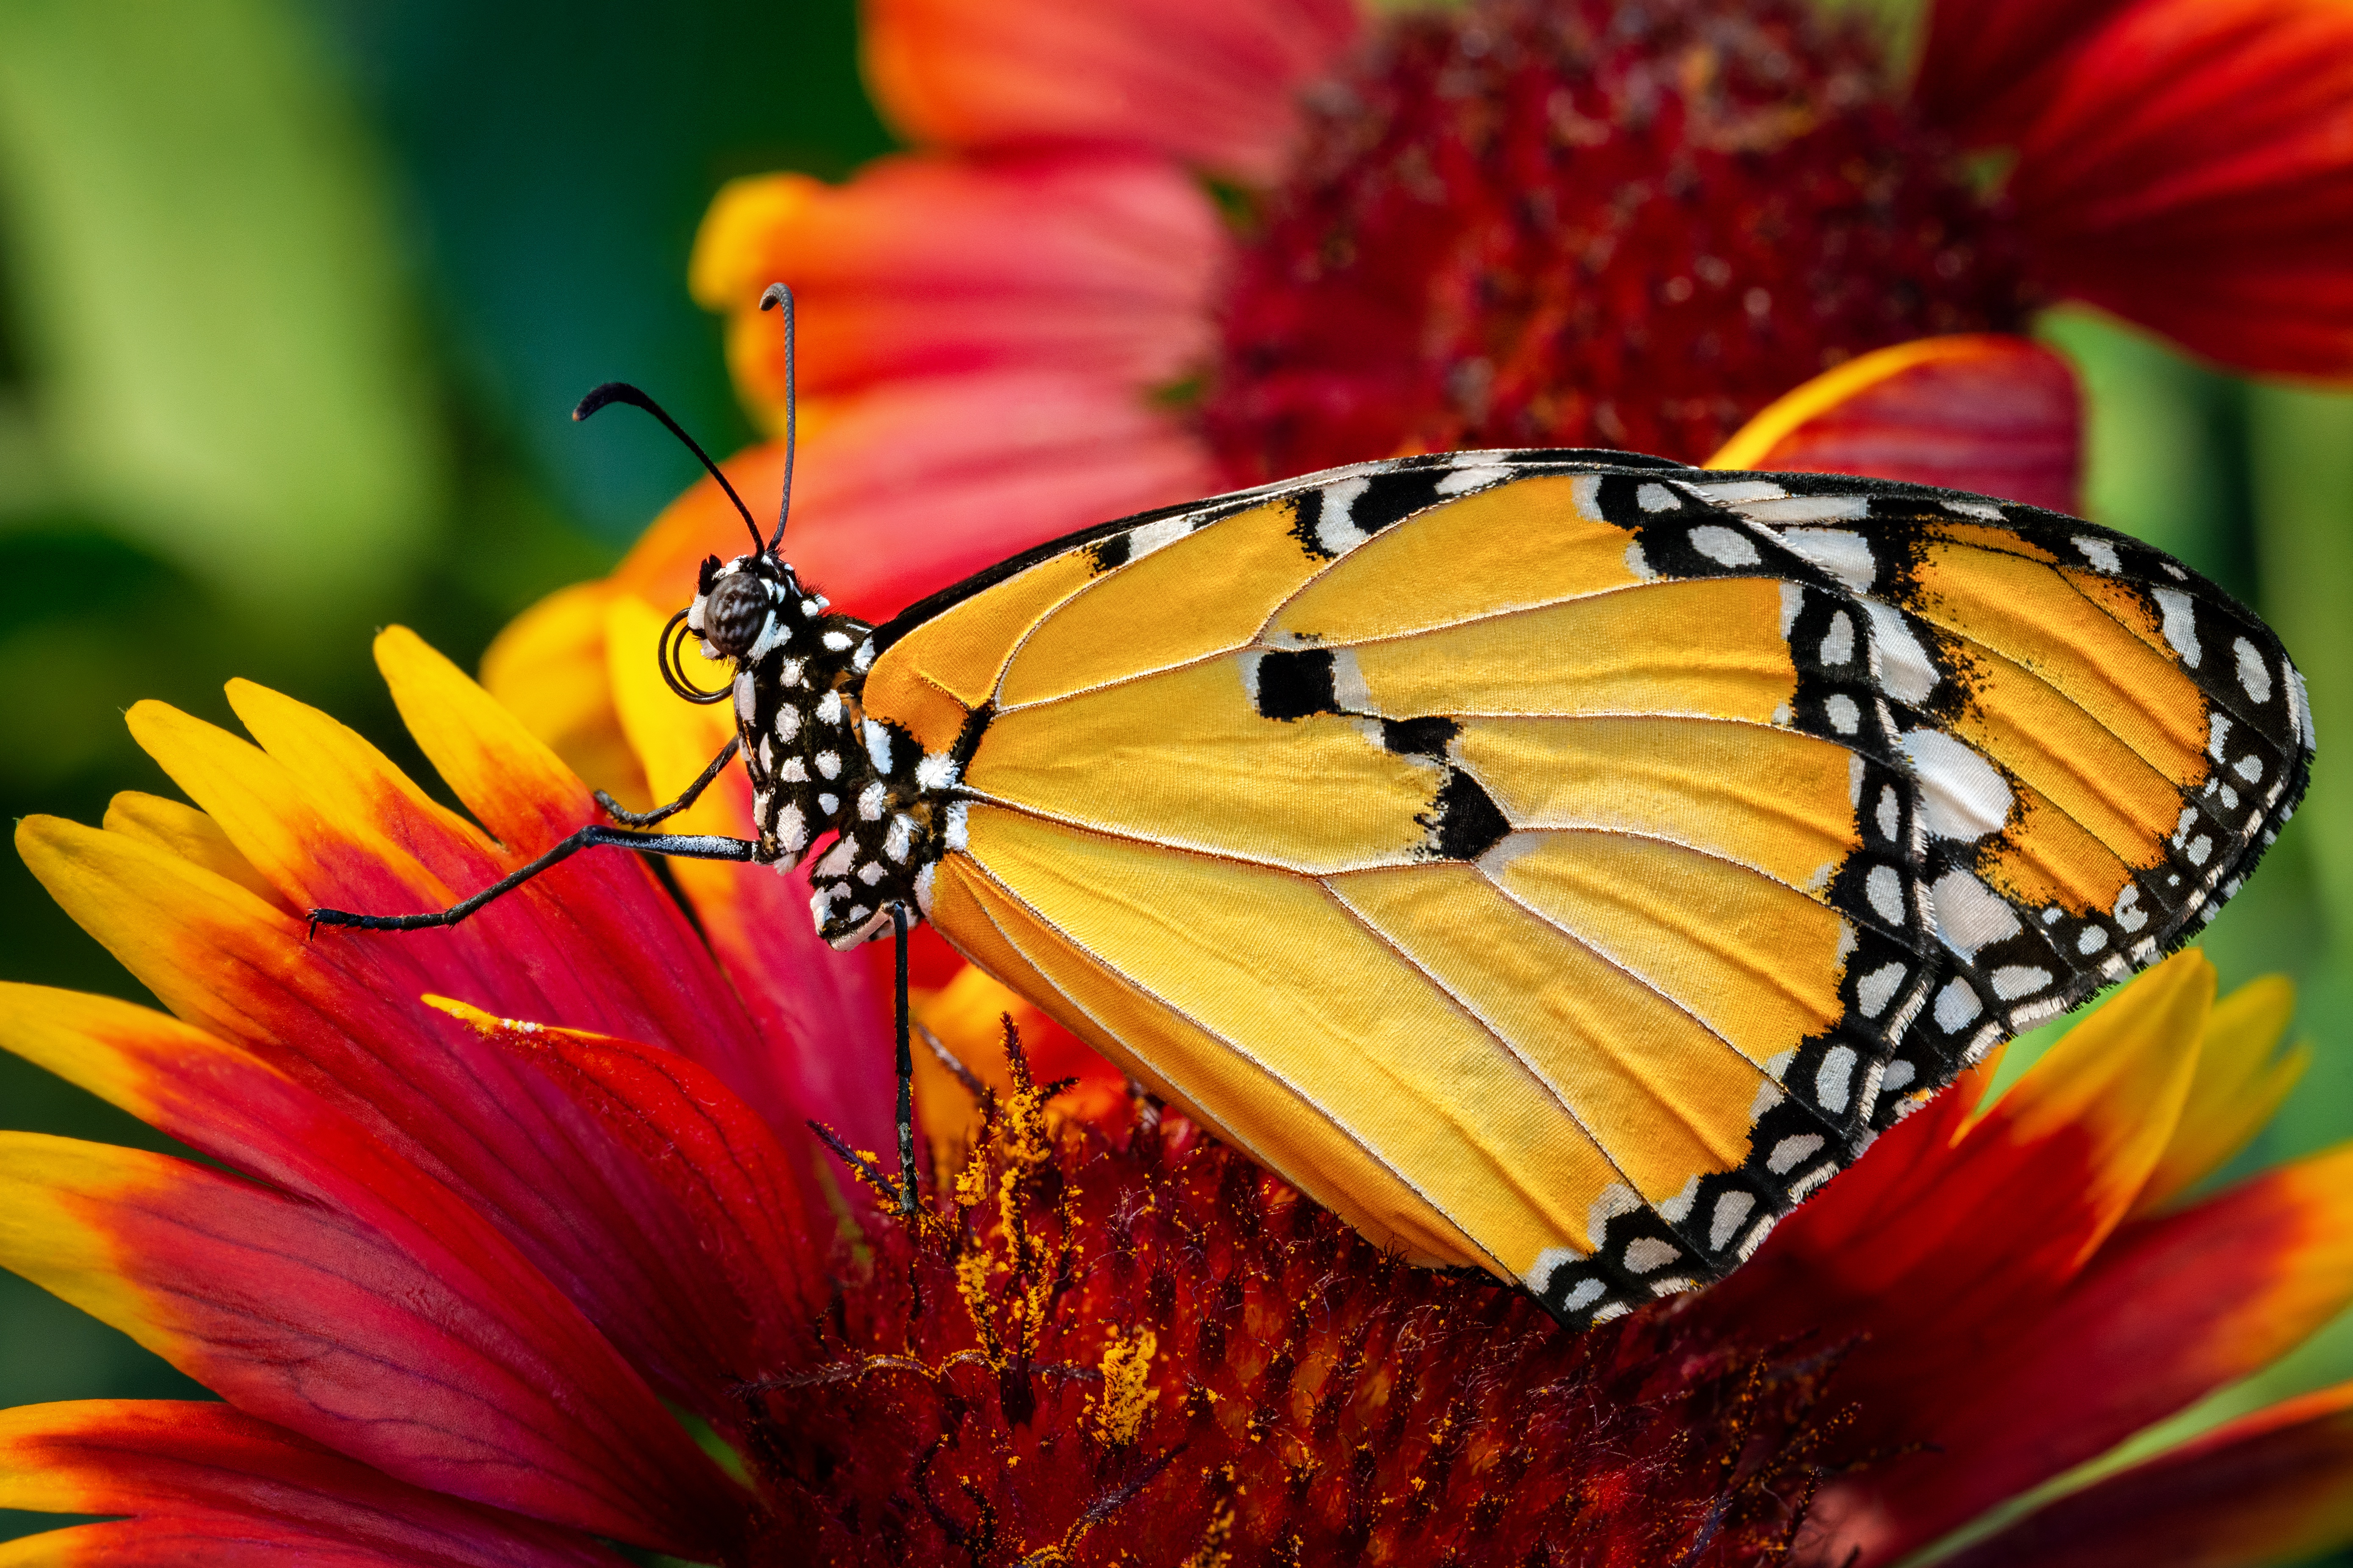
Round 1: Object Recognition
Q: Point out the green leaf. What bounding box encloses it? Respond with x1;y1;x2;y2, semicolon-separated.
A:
0;0;441;625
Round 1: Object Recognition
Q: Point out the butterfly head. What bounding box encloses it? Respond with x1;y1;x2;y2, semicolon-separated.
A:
687;551;819;665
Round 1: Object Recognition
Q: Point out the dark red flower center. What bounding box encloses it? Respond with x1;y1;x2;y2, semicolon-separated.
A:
1202;0;2031;479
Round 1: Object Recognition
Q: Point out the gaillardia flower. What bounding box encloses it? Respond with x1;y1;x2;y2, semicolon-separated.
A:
5;634;2353;1564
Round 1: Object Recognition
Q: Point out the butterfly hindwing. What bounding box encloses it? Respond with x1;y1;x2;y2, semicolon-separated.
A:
853;452;2309;1326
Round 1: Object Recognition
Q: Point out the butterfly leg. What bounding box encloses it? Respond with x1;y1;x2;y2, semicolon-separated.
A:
594;736;741;827
306;826;759;936
891;902;919;1217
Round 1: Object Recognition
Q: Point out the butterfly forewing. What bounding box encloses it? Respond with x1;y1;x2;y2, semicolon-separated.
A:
855;452;2309;1326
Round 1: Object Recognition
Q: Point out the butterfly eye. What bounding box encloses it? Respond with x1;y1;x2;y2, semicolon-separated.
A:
703;574;772;657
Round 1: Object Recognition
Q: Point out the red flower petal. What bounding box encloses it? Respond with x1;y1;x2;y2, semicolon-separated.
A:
1833;1141;2353;1561
609;370;1218;626
860;0;1360;183
430;998;825;1374
1938;1380;2353;1568
1706;334;2083;513
1911;0;2139;144
2003;0;2353;374
17;699;800;1430
0;1133;738;1554
695;151;1221;414
0;1399;622;1567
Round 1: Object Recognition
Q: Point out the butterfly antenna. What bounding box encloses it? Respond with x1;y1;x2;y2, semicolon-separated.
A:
574;381;764;556
759;282;796;555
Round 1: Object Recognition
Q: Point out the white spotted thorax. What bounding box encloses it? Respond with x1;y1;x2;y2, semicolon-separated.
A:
686;550;935;949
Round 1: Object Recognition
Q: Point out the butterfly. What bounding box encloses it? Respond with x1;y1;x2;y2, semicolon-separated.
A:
313;287;2312;1327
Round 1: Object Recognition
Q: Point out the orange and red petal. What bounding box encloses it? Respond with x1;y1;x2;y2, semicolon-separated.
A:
16;685;806;1425
1706;335;2083;513
1939;1380;2353;1568
696;151;1222;414
2002;0;2353;376
2137;972;2306;1214
1828;1140;2353;1562
861;0;1360;183
602;370;1218;628
0;1400;624;1568
431;1000;826;1371
0;1133;738;1555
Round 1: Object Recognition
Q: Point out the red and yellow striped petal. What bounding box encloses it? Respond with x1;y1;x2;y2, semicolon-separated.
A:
2136;972;2307;1214
430;998;823;1369
1705;335;2083;514
2002;0;2353;375
0;1400;623;1568
12;662;821;1429
694;150;1220;413
861;0;1360;183
1940;1379;2353;1568
0;1133;739;1555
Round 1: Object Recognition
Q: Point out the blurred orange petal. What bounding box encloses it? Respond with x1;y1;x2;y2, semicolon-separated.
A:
2004;0;2353;375
479;581;647;809
1940;1379;2353;1568
2136;972;2307;1214
1706;334;2082;513
696;151;1221;413
862;0;1361;183
610;370;1217;627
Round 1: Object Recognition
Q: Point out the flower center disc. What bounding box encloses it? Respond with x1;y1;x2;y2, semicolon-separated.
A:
1203;0;2028;479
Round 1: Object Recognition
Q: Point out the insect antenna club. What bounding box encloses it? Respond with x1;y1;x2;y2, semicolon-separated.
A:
310;281;2311;1330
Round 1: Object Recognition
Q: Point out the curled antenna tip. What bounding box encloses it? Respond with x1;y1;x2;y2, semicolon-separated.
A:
572;381;639;422
760;283;793;313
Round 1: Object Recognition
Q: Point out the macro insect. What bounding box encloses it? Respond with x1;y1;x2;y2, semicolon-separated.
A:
313;285;2313;1327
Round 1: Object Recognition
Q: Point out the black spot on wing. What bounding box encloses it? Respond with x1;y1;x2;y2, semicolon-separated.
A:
1381;715;1460;757
1418;770;1510;861
1085;532;1132;572
1251;649;1339;720
1351;468;1455;534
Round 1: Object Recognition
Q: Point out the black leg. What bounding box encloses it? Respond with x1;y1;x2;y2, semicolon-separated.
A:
594;737;741;827
893;903;918;1216
308;825;760;936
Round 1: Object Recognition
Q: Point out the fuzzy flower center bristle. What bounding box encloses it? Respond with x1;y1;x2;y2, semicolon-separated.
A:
1202;0;2030;479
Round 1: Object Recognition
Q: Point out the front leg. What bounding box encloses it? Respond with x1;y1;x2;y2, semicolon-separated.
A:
308;825;760;936
595;736;741;827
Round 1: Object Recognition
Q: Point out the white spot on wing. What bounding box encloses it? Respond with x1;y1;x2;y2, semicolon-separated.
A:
1740;493;1870;524
1866;864;1906;926
1125;514;1194;562
2154;588;2201;667
1436;462;1512;495
2074;536;2121;573
1931;870;2023;958
1709;1190;1756;1252
1826;693;1861;734
2235;638;2273;704
1819;610;1854;666
1815;1045;1857;1115
1680;479;1786;504
1862;601;1938;704
1779;529;1876;593
1316;476;1373;554
1899;729;2013;841
1622;1237;1680;1273
1934;978;1982;1031
1856;961;1905;1018
1690;524;1762;567
1766;1134;1823;1175
1637;482;1680;512
1992;964;2051;1000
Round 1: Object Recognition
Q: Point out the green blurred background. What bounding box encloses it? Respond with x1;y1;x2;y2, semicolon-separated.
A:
0;0;2348;1552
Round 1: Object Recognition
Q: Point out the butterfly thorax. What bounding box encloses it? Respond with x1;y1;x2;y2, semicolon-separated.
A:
690;551;949;949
